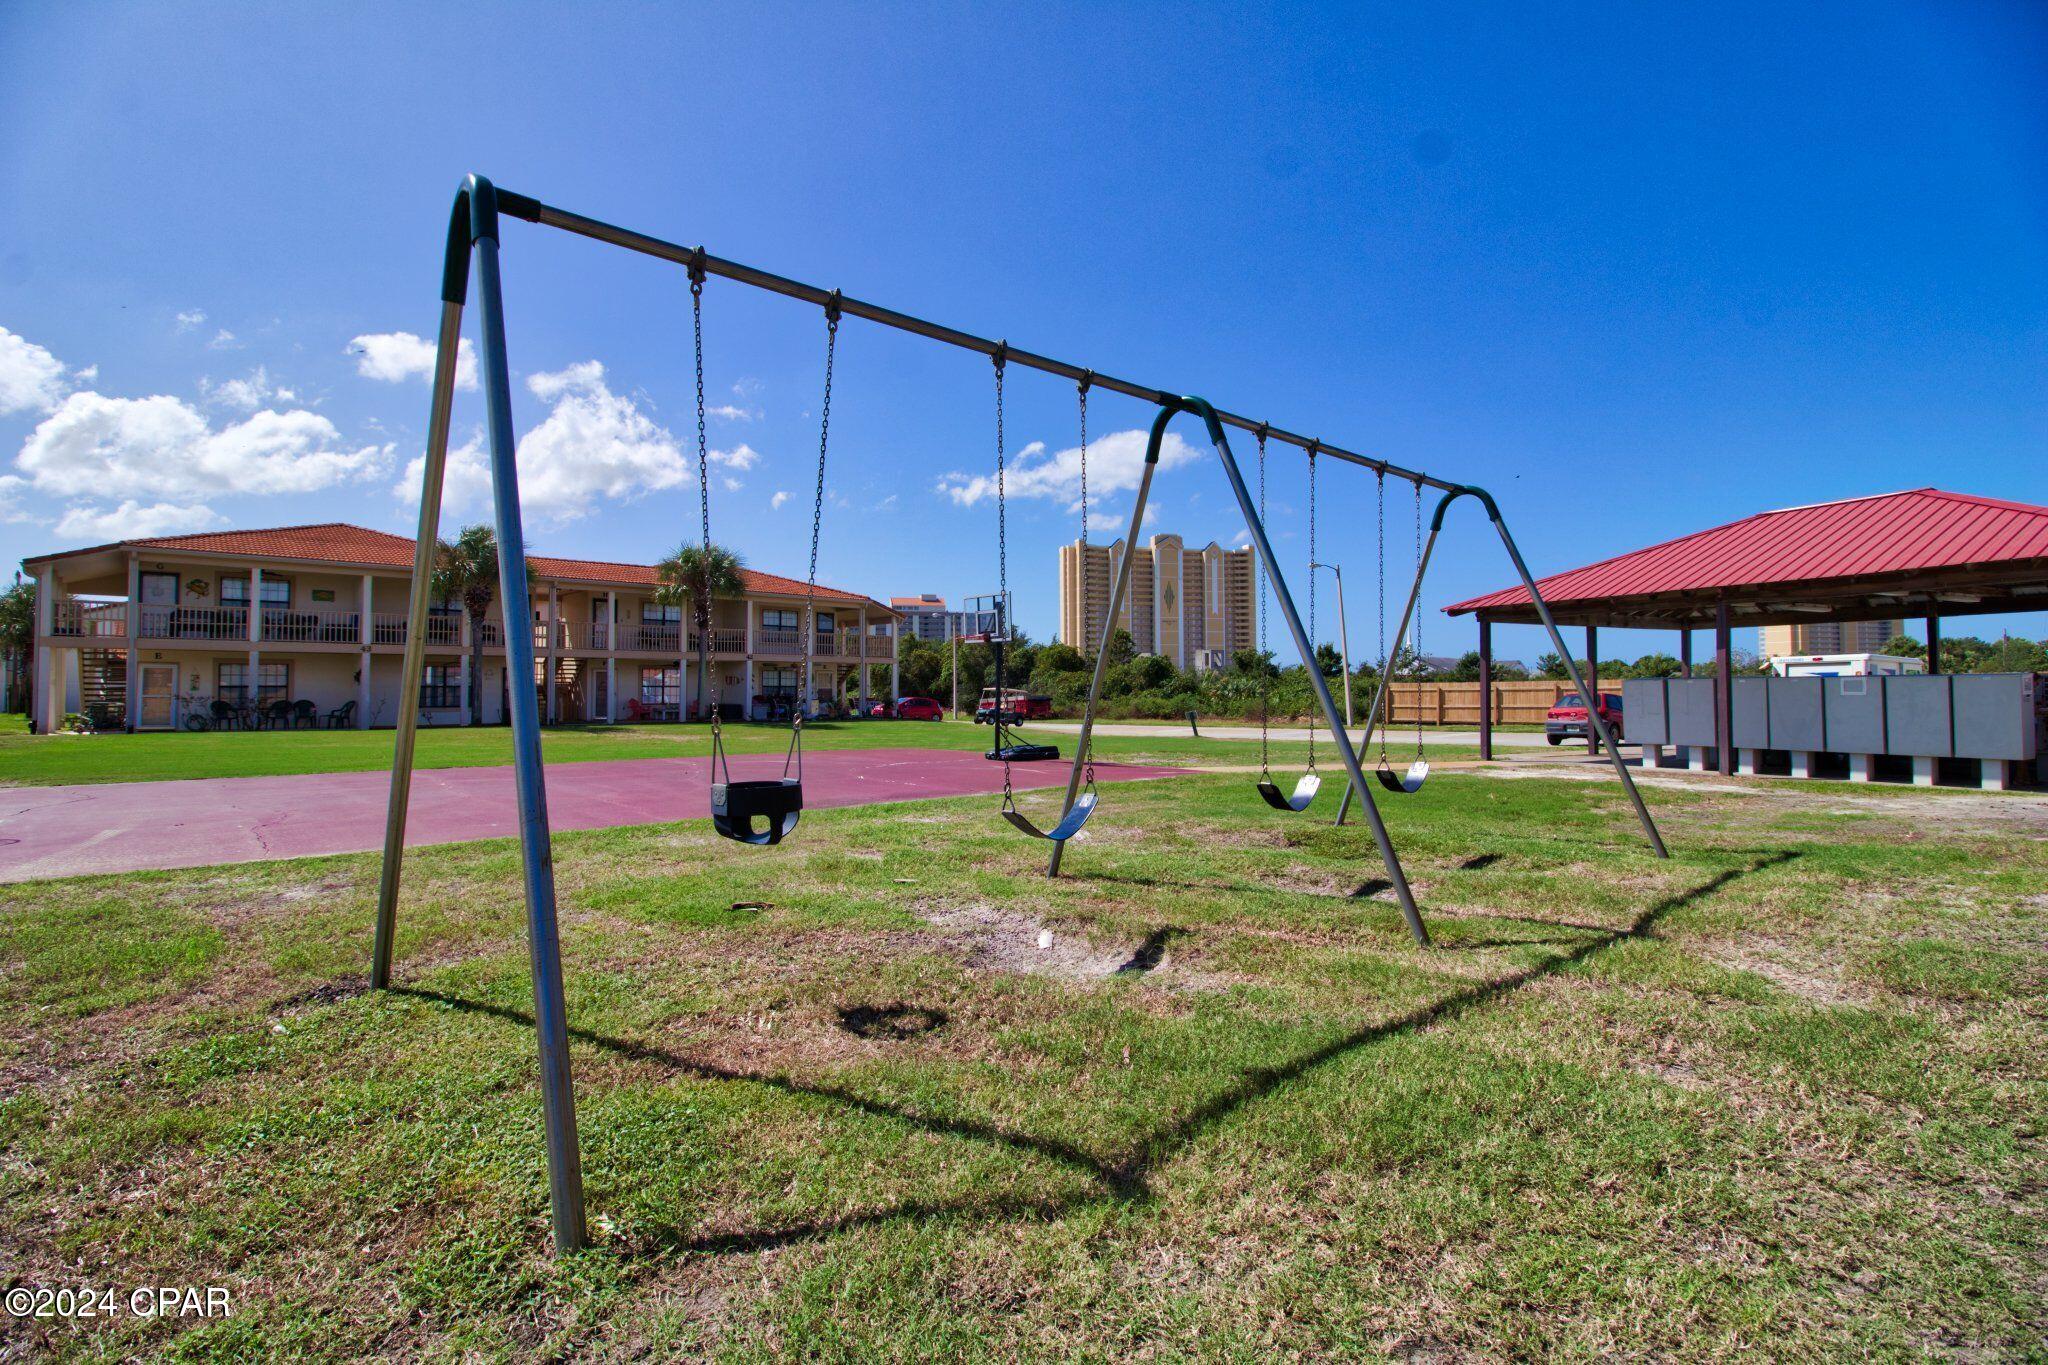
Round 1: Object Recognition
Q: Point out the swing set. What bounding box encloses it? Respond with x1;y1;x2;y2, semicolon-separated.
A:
371;175;1667;1252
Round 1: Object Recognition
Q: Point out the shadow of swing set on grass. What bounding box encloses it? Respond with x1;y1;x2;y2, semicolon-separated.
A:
368;173;1673;1253
386;852;1792;1257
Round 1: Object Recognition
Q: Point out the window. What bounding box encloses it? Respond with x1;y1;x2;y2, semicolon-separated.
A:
420;664;462;709
813;610;835;632
217;661;288;705
219;575;291;609
760;664;799;697
642;602;681;624
640;666;679;705
761;609;798;631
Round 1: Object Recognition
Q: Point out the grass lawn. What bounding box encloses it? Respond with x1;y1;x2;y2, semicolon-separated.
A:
1;767;2042;1359
0;712;1480;787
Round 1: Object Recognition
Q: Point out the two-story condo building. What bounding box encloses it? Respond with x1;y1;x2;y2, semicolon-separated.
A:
22;523;899;733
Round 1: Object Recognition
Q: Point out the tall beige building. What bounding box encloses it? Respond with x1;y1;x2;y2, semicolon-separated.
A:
1759;619;1907;658
1058;534;1256;670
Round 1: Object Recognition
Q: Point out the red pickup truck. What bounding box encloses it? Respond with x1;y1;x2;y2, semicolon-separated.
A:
974;687;1053;724
1546;692;1624;745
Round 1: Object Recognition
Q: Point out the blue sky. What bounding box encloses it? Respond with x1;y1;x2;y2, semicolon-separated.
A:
2;1;2043;663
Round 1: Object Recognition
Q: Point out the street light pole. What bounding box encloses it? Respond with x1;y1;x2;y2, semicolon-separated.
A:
1309;560;1353;730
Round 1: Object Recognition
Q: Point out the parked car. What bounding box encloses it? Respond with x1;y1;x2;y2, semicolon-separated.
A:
974;687;1053;724
893;696;944;721
1545;692;1624;745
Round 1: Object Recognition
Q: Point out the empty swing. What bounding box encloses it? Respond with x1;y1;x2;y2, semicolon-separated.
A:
703;276;839;844
993;351;1095;842
1376;475;1430;795
1257;434;1322;812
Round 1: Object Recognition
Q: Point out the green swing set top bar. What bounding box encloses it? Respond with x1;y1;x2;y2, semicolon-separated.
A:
443;179;1458;494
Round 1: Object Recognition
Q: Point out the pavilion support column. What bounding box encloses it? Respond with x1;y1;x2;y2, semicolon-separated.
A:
1477;617;1493;761
1679;628;1692;678
1714;600;1733;776
1585;625;1600;755
1926;615;1941;674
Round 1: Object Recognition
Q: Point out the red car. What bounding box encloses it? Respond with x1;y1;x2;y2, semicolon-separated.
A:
893;696;944;721
1546;692;1624;745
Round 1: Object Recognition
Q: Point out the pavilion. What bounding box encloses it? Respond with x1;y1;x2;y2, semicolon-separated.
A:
1444;489;2048;772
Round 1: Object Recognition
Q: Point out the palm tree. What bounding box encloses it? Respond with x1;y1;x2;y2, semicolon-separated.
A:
431;524;505;727
656;542;746;721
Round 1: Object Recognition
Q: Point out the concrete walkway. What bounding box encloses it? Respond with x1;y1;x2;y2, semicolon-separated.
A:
0;748;1179;883
1035;721;1637;751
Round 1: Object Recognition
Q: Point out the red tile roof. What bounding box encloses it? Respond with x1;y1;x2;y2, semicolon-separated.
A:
1447;489;2048;615
26;522;890;610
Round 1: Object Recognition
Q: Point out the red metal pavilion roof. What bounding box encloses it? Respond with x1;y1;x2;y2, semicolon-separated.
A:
1446;489;2048;628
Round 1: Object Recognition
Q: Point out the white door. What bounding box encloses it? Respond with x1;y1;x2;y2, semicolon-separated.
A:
138;663;178;730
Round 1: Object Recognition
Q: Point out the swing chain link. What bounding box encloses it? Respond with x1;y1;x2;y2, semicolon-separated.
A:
993;345;1013;808
1255;427;1270;781
789;293;839;777
688;251;727;774
1412;477;1425;759
1305;443;1318;774
1377;470;1388;767
1078;372;1094;790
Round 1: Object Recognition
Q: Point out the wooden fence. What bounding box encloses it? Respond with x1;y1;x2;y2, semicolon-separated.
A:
1380;678;1630;727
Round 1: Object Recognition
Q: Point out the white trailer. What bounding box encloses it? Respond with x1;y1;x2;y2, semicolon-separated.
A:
1769;652;1926;679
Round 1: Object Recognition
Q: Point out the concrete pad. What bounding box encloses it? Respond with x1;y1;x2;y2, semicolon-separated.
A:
0;749;1181;883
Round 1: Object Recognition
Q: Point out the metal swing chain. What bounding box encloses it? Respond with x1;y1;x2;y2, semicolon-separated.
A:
786;292;839;780
1412;477;1425;759
1078;372;1094;790
688;254;729;782
1305;444;1318;774
1255;427;1271;781
1377;470;1389;768
994;346;1014;809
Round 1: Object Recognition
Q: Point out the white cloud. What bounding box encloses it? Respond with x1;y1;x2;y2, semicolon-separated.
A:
17;392;389;499
721;475;742;492
54;500;226;541
173;309;207;333
706;403;758;421
936;428;1201;512
708;441;756;470
1229;528;1252;549
349;331;478;390
0;474;32;523
199;366;285;412
208;329;242;351
394;361;686;524
770;490;791;510
0;325;71;415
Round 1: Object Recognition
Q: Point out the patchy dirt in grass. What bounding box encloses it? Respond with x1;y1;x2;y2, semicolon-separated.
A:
1705;938;1868;1007
918;902;1135;980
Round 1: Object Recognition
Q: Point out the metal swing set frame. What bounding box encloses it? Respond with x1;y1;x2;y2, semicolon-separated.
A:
372;175;1669;1253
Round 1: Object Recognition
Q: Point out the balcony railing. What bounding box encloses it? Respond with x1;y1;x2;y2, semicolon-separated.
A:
259;607;362;644
610;622;680;653
370;613;463;647
139;605;249;641
50;600;127;638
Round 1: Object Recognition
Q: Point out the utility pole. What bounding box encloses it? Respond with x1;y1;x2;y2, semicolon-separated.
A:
950;630;959;717
1310;560;1353;730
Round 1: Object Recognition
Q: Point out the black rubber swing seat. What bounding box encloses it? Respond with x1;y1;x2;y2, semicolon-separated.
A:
1376;759;1430;795
1001;789;1098;842
1257;772;1322;812
711;778;804;846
